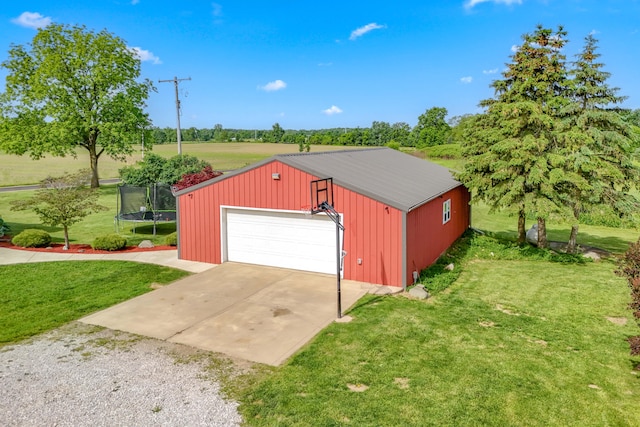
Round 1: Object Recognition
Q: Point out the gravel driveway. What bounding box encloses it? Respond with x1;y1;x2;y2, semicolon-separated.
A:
0;323;243;427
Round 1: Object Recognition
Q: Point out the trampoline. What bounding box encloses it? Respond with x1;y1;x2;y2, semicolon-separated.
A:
114;184;176;235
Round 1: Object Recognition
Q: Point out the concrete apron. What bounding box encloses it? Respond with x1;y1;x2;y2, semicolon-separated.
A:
80;262;376;366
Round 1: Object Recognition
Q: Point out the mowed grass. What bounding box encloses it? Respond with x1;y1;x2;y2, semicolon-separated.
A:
0;142;359;186
471;202;638;254
236;257;640;426
0;261;189;344
0;184;176;246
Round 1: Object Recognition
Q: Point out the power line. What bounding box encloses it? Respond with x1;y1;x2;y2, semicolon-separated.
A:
158;76;191;155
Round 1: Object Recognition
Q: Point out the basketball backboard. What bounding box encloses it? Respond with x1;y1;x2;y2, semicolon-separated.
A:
310;178;333;214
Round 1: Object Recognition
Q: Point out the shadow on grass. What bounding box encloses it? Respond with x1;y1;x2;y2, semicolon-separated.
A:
118;222;176;237
345;295;387;314
484;226;636;255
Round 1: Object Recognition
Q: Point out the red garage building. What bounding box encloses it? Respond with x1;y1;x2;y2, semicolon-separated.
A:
175;147;470;288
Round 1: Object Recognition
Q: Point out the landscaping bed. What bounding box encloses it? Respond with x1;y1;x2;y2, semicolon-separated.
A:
0;240;174;254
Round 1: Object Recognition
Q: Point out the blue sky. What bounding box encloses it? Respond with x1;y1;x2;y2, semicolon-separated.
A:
1;0;639;130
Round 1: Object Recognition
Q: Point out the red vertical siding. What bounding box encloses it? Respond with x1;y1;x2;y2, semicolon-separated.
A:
405;186;471;286
177;160;405;286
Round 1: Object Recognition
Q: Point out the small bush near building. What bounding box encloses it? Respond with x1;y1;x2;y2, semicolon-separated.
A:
92;234;127;251
165;232;178;246
12;229;52;248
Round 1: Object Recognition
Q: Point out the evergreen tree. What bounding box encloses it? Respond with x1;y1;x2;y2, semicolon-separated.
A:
458;25;570;245
557;34;639;253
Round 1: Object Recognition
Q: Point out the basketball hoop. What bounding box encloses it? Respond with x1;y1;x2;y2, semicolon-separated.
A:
301;205;313;217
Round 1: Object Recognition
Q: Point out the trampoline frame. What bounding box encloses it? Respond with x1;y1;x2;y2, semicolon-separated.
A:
114;184;176;236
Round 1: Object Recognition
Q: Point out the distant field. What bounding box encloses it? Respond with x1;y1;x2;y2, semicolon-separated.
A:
0;142;359;187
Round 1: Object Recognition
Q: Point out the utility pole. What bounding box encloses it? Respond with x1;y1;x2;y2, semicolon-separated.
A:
159;76;191;155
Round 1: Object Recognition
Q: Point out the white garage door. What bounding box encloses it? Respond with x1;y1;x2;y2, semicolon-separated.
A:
223;208;341;275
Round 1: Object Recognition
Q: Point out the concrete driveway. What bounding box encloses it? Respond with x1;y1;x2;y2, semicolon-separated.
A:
81;262;385;366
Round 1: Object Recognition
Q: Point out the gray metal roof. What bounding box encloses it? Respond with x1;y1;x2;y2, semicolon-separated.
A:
276;147;462;212
175;147;463;212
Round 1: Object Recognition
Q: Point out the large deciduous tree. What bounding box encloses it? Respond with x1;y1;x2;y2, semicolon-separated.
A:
0;24;154;188
412;107;451;148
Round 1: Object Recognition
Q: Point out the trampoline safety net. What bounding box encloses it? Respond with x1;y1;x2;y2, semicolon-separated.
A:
115;184;177;235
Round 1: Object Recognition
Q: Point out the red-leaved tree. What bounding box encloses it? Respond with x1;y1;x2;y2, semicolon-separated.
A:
171;165;222;192
616;237;640;354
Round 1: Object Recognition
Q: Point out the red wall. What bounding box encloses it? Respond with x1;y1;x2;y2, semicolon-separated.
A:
405;186;471;286
177;160;405;286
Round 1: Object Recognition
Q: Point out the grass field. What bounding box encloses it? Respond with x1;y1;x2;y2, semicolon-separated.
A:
0;261;189;344
234;238;640;426
0;184;176;246
0;142;358;187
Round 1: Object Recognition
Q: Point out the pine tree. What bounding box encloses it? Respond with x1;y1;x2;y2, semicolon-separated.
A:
557;35;640;253
458;25;570;246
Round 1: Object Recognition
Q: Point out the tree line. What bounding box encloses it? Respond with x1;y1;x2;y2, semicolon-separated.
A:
150;106;456;148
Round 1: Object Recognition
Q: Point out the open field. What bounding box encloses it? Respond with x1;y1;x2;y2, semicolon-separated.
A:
0;142;359;187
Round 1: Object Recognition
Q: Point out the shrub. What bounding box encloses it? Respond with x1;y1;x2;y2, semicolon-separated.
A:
423;143;461;159
165;232;178;246
12;229;51;248
616;237;640;355
171;165;223;192
386;141;401;151
0;217;10;238
91;234;127;251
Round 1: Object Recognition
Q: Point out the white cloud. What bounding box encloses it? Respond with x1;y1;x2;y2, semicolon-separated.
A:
318;62;333;67
460;76;473;84
483;68;498;74
511;44;519;53
322;105;343;115
349;23;386;41
11;11;52;29
129;47;162;64
464;0;522;9
259;79;287;92
212;3;223;17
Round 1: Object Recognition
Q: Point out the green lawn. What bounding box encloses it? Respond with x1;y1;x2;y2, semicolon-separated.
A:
471;202;638;254
235;252;640;426
0;185;176;246
0;261;189;344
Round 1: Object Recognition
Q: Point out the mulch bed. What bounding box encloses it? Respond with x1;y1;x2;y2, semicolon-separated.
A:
0;239;175;255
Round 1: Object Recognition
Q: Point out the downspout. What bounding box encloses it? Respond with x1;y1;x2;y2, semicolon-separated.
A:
401;211;407;292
